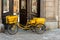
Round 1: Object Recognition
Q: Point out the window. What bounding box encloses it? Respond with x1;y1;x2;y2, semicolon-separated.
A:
3;0;9;13
13;0;19;13
32;0;37;13
21;0;26;9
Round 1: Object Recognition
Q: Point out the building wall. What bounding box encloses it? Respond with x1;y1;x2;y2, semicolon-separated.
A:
0;0;60;29
41;0;59;29
40;0;46;17
58;0;60;28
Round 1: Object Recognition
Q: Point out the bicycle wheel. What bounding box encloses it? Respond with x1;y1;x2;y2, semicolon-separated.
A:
35;24;46;34
7;24;18;35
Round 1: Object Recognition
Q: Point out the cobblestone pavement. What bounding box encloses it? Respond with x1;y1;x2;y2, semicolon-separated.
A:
0;29;60;40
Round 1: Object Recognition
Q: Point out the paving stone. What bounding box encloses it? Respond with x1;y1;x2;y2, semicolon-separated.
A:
0;24;60;40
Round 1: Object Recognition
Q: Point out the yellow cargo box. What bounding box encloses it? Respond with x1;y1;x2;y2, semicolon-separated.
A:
6;15;18;24
33;18;46;24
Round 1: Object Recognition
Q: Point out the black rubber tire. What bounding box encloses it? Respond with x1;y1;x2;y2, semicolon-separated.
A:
7;24;18;35
30;26;36;32
35;24;46;34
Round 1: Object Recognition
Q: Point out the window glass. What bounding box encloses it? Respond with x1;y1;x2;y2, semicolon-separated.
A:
13;0;19;13
32;0;37;13
21;0;26;9
3;0;9;13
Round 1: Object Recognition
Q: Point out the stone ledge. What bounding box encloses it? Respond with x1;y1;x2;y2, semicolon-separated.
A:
45;22;58;30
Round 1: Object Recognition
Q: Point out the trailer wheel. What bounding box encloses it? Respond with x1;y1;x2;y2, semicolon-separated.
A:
7;24;18;35
35;24;46;34
30;26;36;32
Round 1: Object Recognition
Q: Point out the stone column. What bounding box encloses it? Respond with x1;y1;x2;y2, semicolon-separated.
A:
58;0;60;28
40;0;46;17
45;0;58;30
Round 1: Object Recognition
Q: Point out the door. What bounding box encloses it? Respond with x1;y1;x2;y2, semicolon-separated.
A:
19;0;27;25
19;0;40;25
2;0;13;24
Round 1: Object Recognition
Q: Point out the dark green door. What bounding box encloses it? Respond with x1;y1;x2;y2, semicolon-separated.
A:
2;0;13;24
19;0;27;25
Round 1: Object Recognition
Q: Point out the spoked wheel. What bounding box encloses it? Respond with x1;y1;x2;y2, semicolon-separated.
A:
30;26;36;32
35;24;46;34
7;24;18;35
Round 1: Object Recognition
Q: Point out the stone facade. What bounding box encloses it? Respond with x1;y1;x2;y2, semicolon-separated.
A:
0;0;60;29
41;0;60;29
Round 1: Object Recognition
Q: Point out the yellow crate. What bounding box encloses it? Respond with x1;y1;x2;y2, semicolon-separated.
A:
33;18;46;24
6;15;18;24
30;20;35;24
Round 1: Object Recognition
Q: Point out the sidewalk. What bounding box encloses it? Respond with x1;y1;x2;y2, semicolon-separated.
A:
0;28;60;40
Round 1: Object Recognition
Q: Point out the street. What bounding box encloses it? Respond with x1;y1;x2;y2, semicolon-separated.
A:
0;29;60;40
